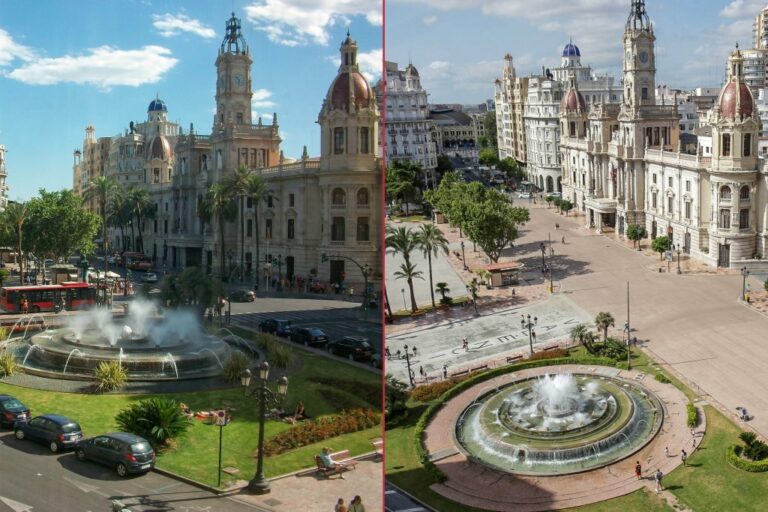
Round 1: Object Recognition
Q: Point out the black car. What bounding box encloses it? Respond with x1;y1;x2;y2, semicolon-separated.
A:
0;395;30;428
327;337;375;361
14;414;84;453
76;432;155;477
259;318;292;337
290;327;329;347
229;289;256;302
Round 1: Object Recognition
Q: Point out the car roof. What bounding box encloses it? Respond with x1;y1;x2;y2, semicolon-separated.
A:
338;336;367;342
0;394;17;400
101;432;150;444
39;414;78;425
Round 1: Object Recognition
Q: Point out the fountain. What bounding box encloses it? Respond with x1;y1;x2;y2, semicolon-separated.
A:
9;299;250;381
455;373;663;475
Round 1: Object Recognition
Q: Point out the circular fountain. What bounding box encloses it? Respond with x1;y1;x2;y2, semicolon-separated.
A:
11;300;251;381
455;373;663;475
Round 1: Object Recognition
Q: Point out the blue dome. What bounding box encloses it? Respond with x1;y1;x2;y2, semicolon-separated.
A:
562;43;581;57
148;98;167;112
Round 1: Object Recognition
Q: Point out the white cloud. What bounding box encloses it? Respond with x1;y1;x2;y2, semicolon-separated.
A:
244;0;381;46
423;15;438;26
8;45;178;89
0;29;36;67
720;0;768;18
252;88;276;108
152;13;216;39
421;59;513;101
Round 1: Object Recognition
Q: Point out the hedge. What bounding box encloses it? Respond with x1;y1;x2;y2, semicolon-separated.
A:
654;373;671;384
687;402;699;428
726;444;768;472
412;356;619;484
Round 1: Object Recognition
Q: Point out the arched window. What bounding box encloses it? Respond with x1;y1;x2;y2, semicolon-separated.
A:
332;188;346;206
720;186;732;200
722;133;731;156
356;188;369;206
740;186;750;200
334;128;345;154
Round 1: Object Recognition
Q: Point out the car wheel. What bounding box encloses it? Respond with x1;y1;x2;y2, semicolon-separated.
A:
49;441;59;453
116;463;128;477
76;448;87;461
14;429;24;440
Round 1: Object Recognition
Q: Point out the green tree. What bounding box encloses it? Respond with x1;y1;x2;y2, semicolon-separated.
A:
386;161;422;215
570;323;597;354
626;224;647;249
415;224;449;309
435;282;451;303
127;187;153;254
497;157;524;181
107;186;132;252
115;397;191;451
393;261;423;313
595;311;615;341
386;226;420;311
479;147;499;167
560;199;574;216
2;202;28;282
545;195;554;209
243;173;271;285
199;184;237;278
483;111;498;152
435;154;454;179
652;236;670;260
463;190;529;262
88;176;116;257
478;135;489;148
161;266;222;315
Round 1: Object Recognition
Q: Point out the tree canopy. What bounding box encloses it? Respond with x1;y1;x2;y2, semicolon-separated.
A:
463;189;530;263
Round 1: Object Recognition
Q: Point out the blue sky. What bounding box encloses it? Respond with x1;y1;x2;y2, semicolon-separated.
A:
387;0;766;104
0;0;382;200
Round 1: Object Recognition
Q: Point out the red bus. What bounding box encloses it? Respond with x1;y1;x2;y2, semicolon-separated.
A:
0;282;97;313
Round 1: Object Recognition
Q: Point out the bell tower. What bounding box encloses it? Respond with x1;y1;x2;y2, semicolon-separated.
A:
623;0;656;110
214;13;252;128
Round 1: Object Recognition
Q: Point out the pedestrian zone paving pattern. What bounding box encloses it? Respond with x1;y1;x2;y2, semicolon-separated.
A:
386;294;592;382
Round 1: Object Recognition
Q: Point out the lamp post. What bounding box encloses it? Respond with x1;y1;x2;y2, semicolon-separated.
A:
241;363;289;495
400;288;407;310
674;244;681;275
361;263;372;320
460;241;467;270
227;250;234;282
402;344;418;387
539;242;546;268
521;314;537;355
741;266;750;301
276;255;283;291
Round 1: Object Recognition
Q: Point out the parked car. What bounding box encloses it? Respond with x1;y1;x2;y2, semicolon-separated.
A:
550;191;562;198
75;432;155;477
259;318;292;337
518;192;531;199
229;289;256;302
14;414;84;453
142;272;158;283
290;327;329;347
0;395;30;428
327;337;374;361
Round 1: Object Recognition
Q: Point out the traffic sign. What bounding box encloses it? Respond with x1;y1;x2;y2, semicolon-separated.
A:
215;409;229;426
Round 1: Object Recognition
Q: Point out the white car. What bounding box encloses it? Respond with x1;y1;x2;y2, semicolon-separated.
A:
142;273;158;283
550;192;562;198
518;192;532;199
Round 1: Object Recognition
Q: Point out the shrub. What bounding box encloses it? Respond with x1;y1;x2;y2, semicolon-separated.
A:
439;296;454;306
687;402;698;428
727;444;768;472
746;440;768;461
222;351;250;383
599;337;628;360
654;373;671;384
739;431;757;446
528;348;569;361
256;334;293;368
261;408;381;456
411;377;469;403
115;397;191;450
308;377;381;408
385;377;409;428
0;350;18;377
93;360;127;392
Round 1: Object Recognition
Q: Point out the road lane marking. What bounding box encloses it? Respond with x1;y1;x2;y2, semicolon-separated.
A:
0;496;33;512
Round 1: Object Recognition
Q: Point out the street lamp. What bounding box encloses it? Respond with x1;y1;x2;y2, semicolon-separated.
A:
242;363;289;495
227;250;234;281
674;244;681;275
361;263;372;320
540;242;546;268
741;266;750;301
521;314;537;355
400;288;407;310
402;344;418;387
460;241;468;270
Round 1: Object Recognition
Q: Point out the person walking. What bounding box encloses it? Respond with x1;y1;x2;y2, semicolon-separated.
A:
385;347;391;359
634;461;642;480
462;337;469;352
348;496;365;512
555;223;560;230
681;449;687;466
692;437;697;448
665;446;669;457
443;363;448;380
335;498;347;512
562;235;566;244
654;469;663;492
419;365;425;379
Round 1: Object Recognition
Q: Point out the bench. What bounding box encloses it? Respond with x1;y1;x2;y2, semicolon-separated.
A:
314;450;358;479
543;345;559;351
372;438;383;458
450;369;470;378
506;355;523;364
470;364;489;373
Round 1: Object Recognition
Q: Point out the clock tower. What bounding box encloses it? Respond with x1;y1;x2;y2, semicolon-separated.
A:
622;0;656;109
214;12;252;127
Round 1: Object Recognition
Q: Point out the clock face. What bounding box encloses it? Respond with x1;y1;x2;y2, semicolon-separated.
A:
639;51;649;63
235;75;243;86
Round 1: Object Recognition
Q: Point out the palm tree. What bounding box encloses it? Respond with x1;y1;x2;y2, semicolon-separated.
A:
89;176;116;260
415;224;449;309
128;187;152;254
3;202;28;282
223;165;251;281
435;282;450;302
243;173;270;285
393;261;423;312
595;312;615;341
570;323;596;354
107;186;130;252
200;184;237;278
386;225;419;310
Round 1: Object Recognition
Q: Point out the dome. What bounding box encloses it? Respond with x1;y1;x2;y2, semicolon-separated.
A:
562;43;581;57
405;63;419;77
719;81;754;118
147;134;172;160
561;89;586;113
148;98;168;112
328;71;372;111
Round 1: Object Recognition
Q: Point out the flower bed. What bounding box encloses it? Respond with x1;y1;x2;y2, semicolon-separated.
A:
726;444;768;472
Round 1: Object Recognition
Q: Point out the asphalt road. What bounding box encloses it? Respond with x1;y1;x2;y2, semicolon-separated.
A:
0;431;262;512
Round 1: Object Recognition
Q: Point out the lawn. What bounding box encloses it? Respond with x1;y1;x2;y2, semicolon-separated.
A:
0;349;381;488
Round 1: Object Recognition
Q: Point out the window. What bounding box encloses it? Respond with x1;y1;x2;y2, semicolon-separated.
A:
289;193;295;207
357;188;369;206
360;127;369;154
686;180;691;192
267;195;274;208
722;133;731;156
287;219;295;239
334;127;345;154
740;186;750;200
246;219;253;237
744;133;752;156
641;88;648;100
164;220;168;234
265;218;273;239
668;196;673;214
668;177;673;187
652;192;657;208
331;217;345;241
740;209;749;229
236;112;243;124
685;201;691;220
154;219;158;233
357;217;369;241
720;186;731;200
332;188;346;205
246;197;253;208
720;209;731;229
653;174;657;184
153;168;160;183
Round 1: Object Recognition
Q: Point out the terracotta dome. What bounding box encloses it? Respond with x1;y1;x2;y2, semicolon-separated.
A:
328;71;372;111
561;89;586;113
719;81;753;118
147;134;172;160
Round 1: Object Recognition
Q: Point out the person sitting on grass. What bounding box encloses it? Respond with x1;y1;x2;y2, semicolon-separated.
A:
281;401;309;424
319;447;351;477
179;403;194;419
